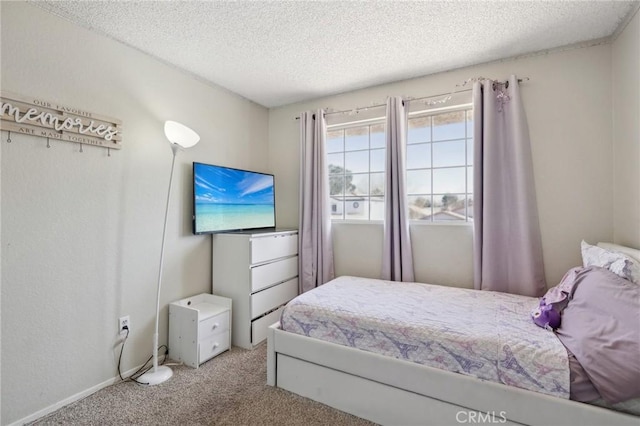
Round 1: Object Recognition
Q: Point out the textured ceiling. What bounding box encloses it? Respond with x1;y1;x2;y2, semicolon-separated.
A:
33;0;638;108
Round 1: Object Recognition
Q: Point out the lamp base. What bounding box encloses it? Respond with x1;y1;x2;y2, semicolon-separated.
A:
136;365;173;386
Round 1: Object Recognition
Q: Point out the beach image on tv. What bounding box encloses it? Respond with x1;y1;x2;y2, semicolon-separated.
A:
194;163;275;233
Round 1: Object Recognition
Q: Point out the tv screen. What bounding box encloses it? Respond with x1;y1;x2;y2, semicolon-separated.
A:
193;162;276;234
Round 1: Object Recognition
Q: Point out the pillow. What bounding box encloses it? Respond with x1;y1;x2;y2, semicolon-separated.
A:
555;266;640;404
581;240;640;284
597;242;640;262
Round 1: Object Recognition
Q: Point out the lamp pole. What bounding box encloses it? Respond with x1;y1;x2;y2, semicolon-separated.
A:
138;143;179;385
137;121;199;386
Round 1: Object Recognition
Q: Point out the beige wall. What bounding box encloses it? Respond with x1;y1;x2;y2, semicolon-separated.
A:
612;8;640;248
1;3;268;424
269;43;616;289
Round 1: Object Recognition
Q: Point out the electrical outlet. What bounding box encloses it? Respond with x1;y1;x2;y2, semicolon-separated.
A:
118;315;130;335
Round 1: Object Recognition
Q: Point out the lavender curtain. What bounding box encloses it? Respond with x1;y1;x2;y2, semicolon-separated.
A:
299;110;335;293
473;75;546;297
382;96;415;282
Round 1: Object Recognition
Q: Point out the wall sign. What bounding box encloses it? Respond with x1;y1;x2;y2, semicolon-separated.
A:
0;91;122;149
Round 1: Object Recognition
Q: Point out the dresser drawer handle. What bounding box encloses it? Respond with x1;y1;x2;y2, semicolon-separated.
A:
212;342;219;350
211;323;219;330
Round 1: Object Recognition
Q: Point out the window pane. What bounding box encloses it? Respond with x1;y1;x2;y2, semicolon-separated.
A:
433;140;466;167
407;143;431;170
330;106;473;224
330;197;344;220
433;194;467;221
370;172;385;196
408;195;432;220
329;174;345;196
442;193;466;211
345;150;368;173
327;153;344;170
433;167;465;193
407;169;431;194
408;116;431;144
370;148;385;172
370;196;384;220
327;130;344;153
344;197;369;220
370;124;385;149
345;127;369;151
433;111;465;141
351;173;369;196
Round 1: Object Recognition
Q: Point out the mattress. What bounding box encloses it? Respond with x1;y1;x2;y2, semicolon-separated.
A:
281;275;570;399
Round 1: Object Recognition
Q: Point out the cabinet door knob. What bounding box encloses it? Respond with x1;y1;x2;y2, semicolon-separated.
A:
212;343;219;349
212;323;219;330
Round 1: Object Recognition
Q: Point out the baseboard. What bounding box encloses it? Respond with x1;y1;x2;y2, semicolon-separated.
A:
7;363;145;426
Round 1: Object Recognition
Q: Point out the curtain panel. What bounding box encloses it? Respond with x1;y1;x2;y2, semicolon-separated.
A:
299;110;335;293
382;96;415;282
472;75;546;297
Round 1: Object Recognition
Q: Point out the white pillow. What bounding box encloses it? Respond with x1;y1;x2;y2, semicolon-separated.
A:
581;240;640;284
597;242;640;262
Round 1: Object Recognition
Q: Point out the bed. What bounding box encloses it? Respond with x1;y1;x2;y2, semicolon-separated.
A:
266;242;640;425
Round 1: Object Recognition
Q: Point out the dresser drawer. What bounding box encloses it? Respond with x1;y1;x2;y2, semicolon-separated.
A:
198;311;229;341
251;233;298;264
250;277;298;319
199;331;230;364
251;306;284;345
251;256;298;292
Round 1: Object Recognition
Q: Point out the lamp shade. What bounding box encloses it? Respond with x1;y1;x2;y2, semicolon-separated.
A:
164;120;200;148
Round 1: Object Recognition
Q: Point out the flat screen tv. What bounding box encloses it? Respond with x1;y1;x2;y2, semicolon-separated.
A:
192;162;276;234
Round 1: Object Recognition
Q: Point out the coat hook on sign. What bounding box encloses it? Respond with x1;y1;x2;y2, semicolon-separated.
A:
79;143;83;153
108;148;111;157
47;137;51;148
7;131;11;143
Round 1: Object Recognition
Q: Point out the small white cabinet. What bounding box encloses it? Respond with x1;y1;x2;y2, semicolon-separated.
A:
168;293;232;368
212;229;298;349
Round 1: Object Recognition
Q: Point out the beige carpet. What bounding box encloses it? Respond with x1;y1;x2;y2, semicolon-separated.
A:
31;343;376;426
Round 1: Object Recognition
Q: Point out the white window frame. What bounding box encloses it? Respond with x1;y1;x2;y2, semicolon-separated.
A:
407;103;474;225
327;117;386;223
326;99;473;225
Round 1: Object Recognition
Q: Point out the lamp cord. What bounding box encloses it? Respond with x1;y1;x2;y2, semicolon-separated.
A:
117;327;170;385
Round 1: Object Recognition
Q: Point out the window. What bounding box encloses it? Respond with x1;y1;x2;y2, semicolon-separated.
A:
327;121;386;220
407;107;473;222
327;103;473;223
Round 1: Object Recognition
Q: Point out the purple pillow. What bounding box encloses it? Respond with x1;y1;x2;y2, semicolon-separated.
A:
555;266;640;404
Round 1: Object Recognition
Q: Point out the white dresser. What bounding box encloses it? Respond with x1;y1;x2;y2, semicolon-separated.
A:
168;293;232;368
212;229;298;349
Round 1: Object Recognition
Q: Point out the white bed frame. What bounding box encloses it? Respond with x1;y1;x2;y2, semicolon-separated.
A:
267;322;638;426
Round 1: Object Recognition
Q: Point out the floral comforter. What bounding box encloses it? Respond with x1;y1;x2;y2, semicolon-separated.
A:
280;276;569;399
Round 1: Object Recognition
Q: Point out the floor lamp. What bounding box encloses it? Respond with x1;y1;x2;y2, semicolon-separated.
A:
137;120;200;386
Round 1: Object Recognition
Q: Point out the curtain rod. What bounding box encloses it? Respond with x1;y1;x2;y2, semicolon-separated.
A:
295;77;529;120
296;90;463;121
